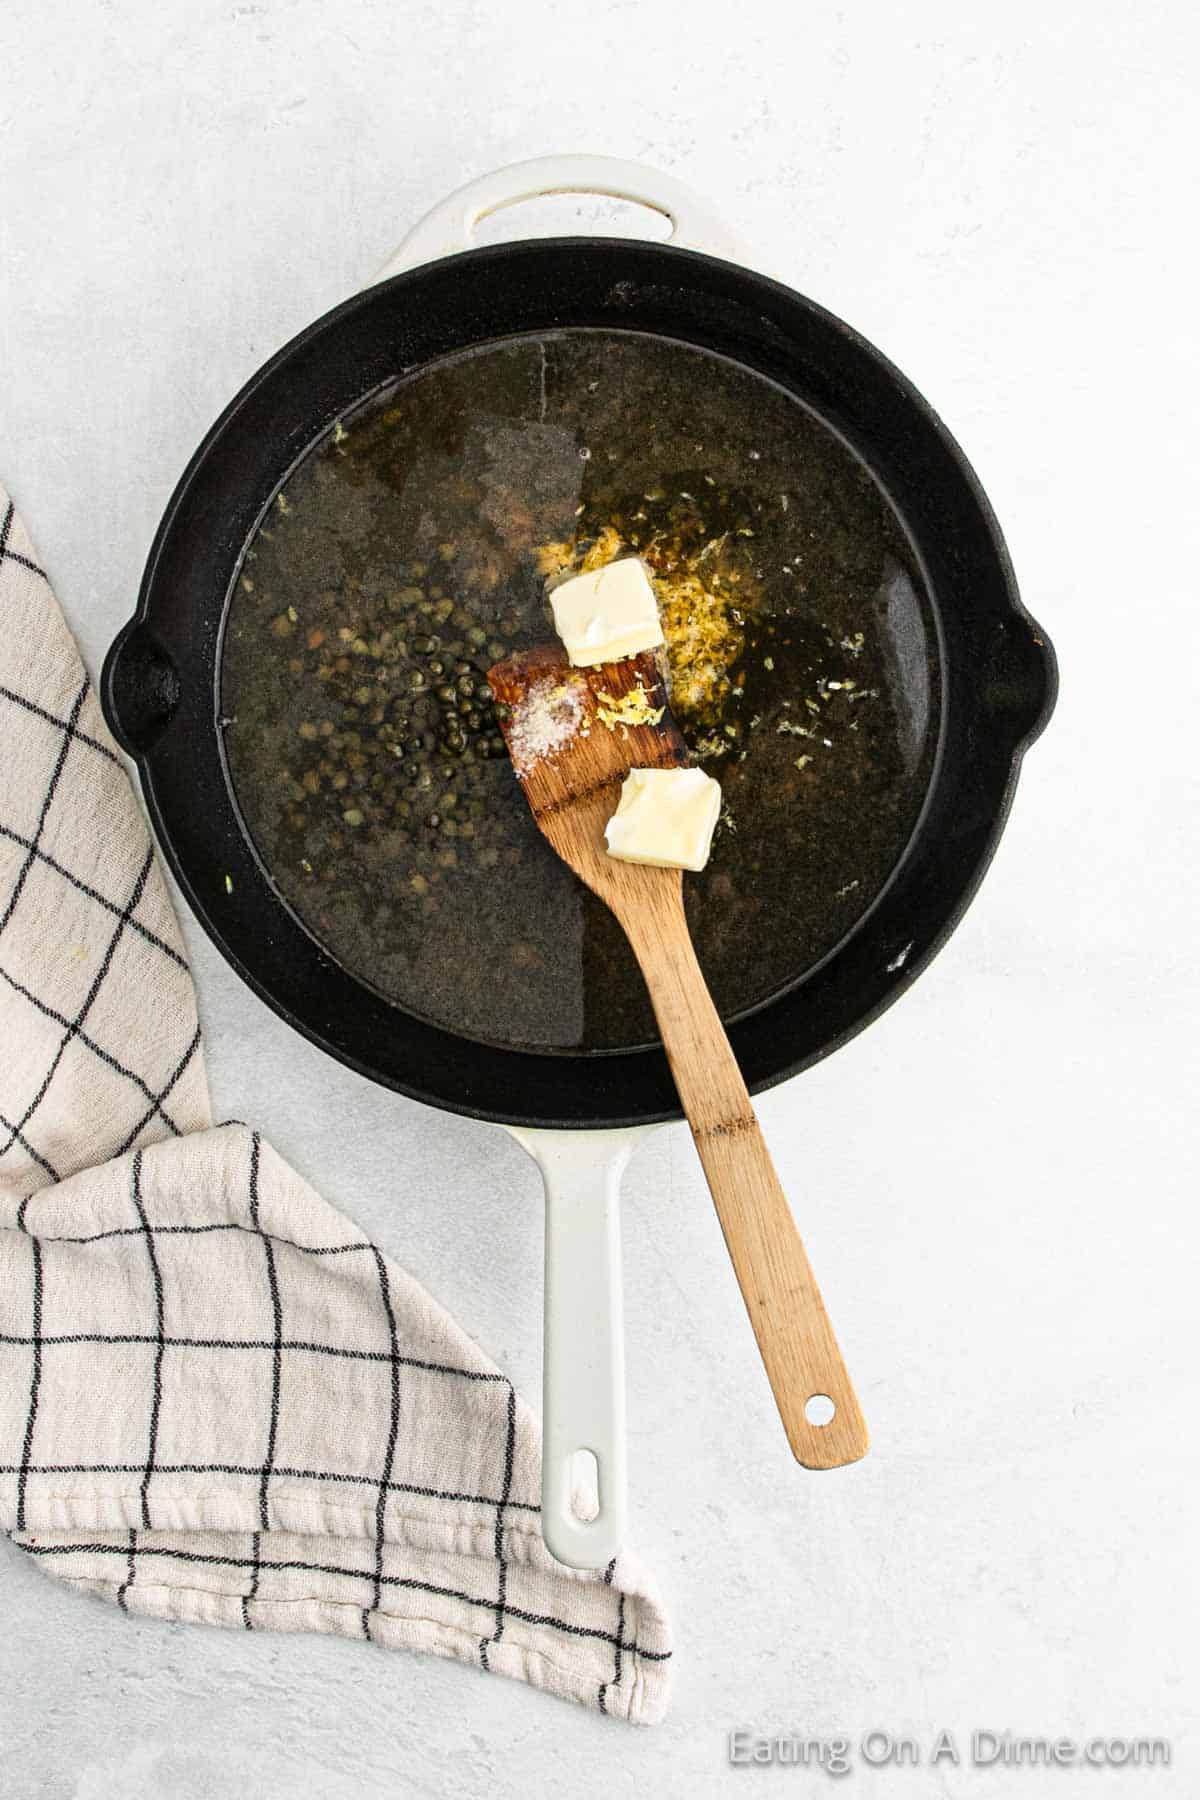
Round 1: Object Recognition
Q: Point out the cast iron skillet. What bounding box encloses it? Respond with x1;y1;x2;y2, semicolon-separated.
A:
102;170;1056;1131
101;158;1057;1568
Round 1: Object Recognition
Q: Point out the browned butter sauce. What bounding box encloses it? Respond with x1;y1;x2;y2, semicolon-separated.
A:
221;329;939;1052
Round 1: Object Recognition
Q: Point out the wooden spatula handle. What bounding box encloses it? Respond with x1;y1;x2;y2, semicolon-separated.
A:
624;898;869;1469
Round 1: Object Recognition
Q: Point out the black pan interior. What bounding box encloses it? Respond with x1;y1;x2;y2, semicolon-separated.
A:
102;240;1056;1127
217;329;942;1056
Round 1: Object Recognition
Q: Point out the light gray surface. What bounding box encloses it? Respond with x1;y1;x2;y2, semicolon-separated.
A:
2;1;1198;1794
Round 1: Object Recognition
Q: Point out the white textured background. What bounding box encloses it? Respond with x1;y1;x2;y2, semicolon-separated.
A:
2;1;1198;1794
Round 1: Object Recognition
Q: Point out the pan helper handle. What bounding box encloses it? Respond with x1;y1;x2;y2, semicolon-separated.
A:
509;1126;647;1569
370;154;748;283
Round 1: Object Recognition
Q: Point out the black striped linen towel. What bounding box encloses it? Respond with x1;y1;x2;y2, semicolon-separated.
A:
0;482;671;1722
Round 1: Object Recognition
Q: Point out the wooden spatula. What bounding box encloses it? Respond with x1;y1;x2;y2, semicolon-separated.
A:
488;643;868;1470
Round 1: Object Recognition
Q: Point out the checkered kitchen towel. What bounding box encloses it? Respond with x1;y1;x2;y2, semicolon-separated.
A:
0;484;670;1722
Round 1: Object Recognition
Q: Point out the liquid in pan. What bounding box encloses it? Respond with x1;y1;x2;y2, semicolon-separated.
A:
220;328;940;1052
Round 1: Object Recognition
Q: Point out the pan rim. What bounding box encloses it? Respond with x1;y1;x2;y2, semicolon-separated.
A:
103;237;1057;1129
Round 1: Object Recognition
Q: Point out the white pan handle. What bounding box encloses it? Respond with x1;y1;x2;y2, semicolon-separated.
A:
371;153;747;283
509;1124;646;1569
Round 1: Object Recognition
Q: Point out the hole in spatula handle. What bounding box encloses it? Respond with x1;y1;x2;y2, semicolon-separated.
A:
804;1394;837;1427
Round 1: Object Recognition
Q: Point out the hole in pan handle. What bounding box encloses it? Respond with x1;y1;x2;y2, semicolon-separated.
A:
510;1125;650;1569
369;154;750;285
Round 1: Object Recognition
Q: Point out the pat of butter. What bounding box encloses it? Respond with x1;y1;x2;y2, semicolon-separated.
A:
604;767;722;873
549;557;664;667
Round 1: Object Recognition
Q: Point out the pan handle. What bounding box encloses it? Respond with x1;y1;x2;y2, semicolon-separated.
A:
371;154;747;283
509;1123;648;1570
